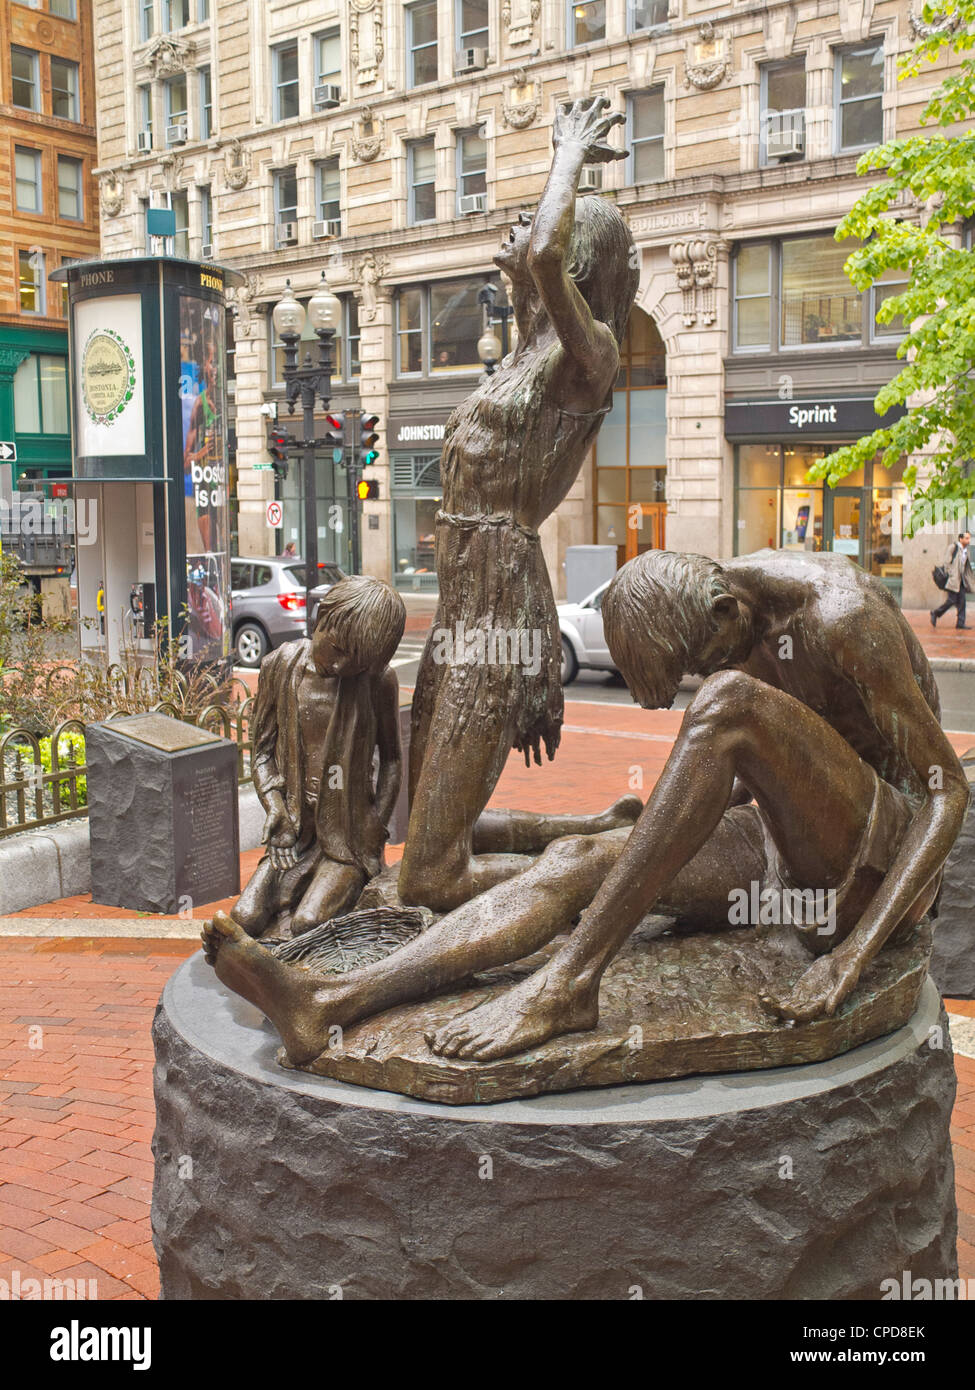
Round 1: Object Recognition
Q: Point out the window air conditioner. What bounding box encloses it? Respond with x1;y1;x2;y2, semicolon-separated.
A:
579;165;603;191
137;130;152;153
455;47;488;72
275;221;298;246
314;84;341;109
458;192;486;215
201;243;213;259
166;122;188;146
313;219;342;239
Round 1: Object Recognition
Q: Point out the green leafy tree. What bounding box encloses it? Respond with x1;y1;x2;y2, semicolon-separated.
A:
809;2;975;531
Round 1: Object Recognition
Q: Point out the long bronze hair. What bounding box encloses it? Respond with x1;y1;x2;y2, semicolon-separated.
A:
567;196;640;345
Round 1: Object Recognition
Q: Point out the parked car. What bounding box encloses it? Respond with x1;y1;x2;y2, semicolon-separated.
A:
557;581;616;684
229;557;348;667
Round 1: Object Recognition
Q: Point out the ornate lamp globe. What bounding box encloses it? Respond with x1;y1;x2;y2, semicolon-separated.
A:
477;330;502;366
272;280;306;339
308;270;342;335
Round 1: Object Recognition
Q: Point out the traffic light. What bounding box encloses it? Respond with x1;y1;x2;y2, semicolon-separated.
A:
359;414;380;467
324;413;346;449
356;478;380;501
267;426;289;480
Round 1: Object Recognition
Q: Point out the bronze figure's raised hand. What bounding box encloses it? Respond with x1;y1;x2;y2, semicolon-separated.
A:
552;95;627;161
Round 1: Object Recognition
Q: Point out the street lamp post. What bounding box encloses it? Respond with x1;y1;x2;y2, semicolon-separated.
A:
271;273;342;637
477;282;514;375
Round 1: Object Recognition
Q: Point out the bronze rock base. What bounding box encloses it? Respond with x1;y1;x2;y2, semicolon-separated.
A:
296;916;934;1105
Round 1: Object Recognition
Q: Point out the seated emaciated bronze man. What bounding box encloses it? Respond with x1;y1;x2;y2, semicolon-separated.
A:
203;547;968;1071
229;575;405;940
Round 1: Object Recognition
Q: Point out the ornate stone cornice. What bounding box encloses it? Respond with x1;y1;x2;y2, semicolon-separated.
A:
351;107;385;162
502;69;539;130
145;35;196;78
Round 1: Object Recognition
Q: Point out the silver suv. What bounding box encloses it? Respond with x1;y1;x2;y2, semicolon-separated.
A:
230;557;347;666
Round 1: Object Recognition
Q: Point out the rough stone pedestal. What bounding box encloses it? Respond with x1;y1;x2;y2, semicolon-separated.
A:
152;955;958;1301
930;752;975;999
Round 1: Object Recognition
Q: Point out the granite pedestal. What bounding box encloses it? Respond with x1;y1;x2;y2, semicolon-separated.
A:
87;713;239;914
930;751;975;999
151;954;958;1300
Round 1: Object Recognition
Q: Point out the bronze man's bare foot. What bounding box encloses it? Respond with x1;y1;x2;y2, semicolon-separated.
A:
425;962;599;1061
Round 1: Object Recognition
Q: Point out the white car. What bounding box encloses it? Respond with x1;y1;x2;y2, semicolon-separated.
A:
557;581;616;684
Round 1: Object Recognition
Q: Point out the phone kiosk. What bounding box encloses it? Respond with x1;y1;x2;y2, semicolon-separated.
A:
51;256;244;668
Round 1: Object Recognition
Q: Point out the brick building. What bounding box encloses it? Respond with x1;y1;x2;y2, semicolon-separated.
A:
0;0;99;495
90;0;967;606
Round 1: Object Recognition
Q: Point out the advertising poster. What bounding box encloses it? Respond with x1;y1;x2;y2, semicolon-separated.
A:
179;294;231;663
74;294;146;459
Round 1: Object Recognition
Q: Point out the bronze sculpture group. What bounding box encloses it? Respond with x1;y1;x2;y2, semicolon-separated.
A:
203;99;968;1095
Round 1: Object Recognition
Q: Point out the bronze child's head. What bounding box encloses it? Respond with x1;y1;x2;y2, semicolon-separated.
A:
312;575;406;678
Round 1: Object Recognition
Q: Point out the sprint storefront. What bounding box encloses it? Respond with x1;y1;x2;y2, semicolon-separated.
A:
726;392;908;603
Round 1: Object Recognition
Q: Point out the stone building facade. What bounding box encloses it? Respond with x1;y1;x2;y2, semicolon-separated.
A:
0;0;99;495
91;0;965;606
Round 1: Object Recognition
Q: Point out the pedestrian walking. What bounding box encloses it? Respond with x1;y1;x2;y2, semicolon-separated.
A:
931;531;974;629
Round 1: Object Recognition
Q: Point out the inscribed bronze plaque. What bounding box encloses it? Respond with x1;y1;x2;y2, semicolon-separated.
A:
109;713;220;753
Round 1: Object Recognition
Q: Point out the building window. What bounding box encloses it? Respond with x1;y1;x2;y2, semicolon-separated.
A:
11;48;40;112
731;235;890;352
628;0;668;30
315;28;341;93
316;159;341;232
50;0;78;17
274;167;298;242
164;0;190;30
273;41;300;121
568;0;605;47
58;254;80;314
51;57;80;121
57;156;83;219
15;147;42;213
396;277;502;376
18;249;44;315
198;0;209;18
457;0;488;51
167;189;189;257
871;271;909;342
456;130;487;213
408;139;436;224
200;184;213;252
760;59;806;165
628;89;664;184
165;74;188;138
835;41;884;151
140;0;154;40
346;296;360;379
396;289;423;374
733;242;772;350
13;355;68;434
199;65;212;138
781;235;860;346
407;1;438;88
139;84;153;147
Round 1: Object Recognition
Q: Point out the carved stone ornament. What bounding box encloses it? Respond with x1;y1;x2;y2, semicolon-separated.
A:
226;272;264;339
354;251;390;323
146;35;195;78
670;239;723;326
501;0;541;47
350;0;384;87
159;153;184;191
99;172;124;218
224;138;250;191
684;21;730;91
502;69;539;130
351;106;385;162
908;6;961;39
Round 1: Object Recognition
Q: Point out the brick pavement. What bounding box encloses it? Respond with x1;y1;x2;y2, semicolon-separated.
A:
1;700;973;1297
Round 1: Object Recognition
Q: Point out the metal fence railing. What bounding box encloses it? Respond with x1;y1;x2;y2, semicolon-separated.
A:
0;698;254;841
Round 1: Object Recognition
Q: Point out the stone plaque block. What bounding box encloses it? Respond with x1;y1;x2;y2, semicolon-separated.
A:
87;713;239;914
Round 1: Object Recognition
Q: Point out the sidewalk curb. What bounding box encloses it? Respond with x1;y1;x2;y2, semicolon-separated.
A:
0;784;265;915
0;916;202;939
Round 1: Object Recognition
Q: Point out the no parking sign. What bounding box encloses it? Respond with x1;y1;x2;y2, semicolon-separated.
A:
266;500;283;529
